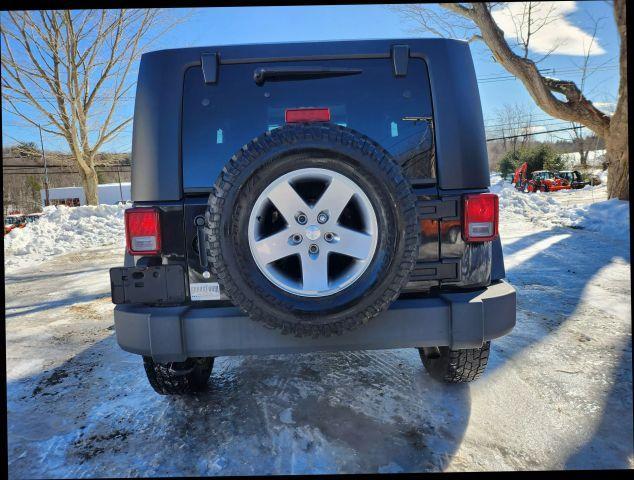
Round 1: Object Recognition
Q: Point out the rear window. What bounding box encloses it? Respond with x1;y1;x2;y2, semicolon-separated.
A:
182;57;436;191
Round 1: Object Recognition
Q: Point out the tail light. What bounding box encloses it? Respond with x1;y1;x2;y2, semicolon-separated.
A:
125;207;161;255
462;193;498;242
285;108;331;123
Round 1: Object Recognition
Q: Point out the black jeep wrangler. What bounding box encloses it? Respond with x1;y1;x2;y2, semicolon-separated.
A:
110;39;516;395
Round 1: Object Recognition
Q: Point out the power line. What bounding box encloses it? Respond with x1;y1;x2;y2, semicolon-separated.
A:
484;114;563;128
2;65;617;103
3;164;130;168
486;126;580;142
485;120;576;134
476;64;618;84
3;169;131;176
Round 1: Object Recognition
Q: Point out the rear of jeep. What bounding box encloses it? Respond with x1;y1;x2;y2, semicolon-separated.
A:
110;39;516;395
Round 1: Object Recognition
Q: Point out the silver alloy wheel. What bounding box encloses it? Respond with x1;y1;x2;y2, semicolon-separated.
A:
248;167;378;297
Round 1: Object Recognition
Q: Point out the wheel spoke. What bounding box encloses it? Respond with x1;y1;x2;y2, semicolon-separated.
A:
300;251;329;292
313;176;356;223
266;180;311;223
253;228;296;265
330;227;374;260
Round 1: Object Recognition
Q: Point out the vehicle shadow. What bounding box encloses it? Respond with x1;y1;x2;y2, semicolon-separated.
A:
495;226;629;370
492;225;632;468
563;344;633;469
6;335;471;476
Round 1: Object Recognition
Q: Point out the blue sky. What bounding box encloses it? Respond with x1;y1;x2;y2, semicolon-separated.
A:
1;2;621;153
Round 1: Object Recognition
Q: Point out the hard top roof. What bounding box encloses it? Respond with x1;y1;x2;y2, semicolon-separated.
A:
144;37;466;57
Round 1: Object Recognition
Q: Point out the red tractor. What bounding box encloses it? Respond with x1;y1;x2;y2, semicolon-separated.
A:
513;163;572;192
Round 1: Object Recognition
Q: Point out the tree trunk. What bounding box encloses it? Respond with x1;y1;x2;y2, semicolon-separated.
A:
606;0;628;200
577;139;588;168
606;0;628;201
80;167;100;205
606;120;628;201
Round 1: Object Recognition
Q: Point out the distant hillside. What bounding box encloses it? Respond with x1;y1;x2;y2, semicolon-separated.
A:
3;150;131;215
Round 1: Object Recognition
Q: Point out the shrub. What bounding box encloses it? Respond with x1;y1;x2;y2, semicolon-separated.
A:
498;144;564;179
534;144;565;172
499;150;522;179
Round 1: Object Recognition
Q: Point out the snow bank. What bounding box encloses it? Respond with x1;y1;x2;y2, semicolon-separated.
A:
4;203;129;270
490;173;629;240
562;199;630;238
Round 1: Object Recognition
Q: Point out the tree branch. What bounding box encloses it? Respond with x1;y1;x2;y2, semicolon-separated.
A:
456;3;610;138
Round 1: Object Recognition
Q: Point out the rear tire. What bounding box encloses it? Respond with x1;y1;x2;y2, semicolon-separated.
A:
143;357;214;395
419;342;490;383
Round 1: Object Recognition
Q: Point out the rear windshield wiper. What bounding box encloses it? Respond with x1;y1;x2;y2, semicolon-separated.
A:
253;66;362;85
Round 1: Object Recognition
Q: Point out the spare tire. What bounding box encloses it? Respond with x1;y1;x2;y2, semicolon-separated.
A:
205;123;418;337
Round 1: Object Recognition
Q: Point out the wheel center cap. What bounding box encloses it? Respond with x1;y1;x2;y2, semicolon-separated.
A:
305;225;321;241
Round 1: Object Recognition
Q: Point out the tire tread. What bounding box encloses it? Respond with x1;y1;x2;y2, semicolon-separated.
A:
143;357;214;395
419;342;491;383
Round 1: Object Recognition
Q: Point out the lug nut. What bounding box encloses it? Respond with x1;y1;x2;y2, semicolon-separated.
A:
291;234;303;245
296;213;308;225
317;211;329;224
324;232;334;242
308;244;319;254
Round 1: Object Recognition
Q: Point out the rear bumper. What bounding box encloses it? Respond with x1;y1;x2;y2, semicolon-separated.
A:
114;280;516;362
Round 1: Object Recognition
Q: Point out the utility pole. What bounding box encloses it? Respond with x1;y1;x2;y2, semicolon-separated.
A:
38;124;50;207
116;165;123;202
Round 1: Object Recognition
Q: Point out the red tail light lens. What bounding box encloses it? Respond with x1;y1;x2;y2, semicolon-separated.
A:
125;208;161;255
463;193;499;242
285;108;331;123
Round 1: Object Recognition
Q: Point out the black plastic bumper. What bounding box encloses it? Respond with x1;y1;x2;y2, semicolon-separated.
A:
114;280;516;362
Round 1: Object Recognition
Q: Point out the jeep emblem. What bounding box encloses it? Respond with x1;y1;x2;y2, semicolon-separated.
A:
305;225;321;241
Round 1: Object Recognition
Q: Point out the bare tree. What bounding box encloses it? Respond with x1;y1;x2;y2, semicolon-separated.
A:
1;10;176;205
395;2;628;200
493;102;535;152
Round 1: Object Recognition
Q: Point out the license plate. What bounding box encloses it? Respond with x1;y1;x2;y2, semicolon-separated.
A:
190;282;221;301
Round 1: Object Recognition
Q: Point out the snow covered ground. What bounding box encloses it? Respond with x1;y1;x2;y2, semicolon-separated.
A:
4;203;128;271
5;177;632;475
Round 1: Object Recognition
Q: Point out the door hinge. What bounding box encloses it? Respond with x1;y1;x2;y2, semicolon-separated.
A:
417;197;459;220
410;259;460;282
201;53;218;84
391;44;409;77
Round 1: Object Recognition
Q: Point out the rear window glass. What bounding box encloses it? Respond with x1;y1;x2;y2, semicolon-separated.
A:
182;58;435;190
